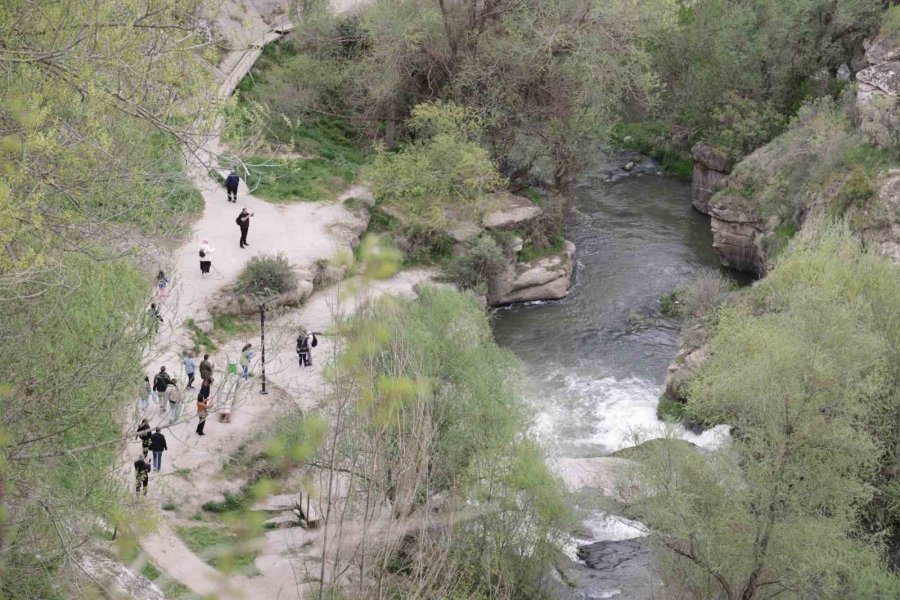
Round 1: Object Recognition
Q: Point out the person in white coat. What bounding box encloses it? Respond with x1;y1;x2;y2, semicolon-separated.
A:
199;239;214;276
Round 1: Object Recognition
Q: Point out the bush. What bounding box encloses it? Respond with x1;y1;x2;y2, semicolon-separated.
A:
234;253;298;298
365;102;505;231
710;93;786;160
443;235;508;290
680;269;734;319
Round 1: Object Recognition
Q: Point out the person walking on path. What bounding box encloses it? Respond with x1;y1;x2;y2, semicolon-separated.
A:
149;428;167;471
136;418;151;458
236;208;253;248
183;352;196;390
153;367;176;413
199;239;214;277
296;329;317;367
199;354;214;382
156;270;169;300
225;169;240;202
139;376;151;412
196;396;209;436
240;344;253;380
147;303;163;333
134;455;151;496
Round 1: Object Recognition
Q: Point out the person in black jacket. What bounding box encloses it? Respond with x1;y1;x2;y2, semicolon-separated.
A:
136;418;151;458
236;208;253;248
149;428;168;472
225;169;240;202
153;366;176;413
296;329;317;367
134;455;151;495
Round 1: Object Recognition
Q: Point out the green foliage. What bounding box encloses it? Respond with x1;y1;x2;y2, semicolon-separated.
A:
366;102;505;231
234;253;299;298
175;525;260;574
443;235;507;290
201;493;250;514
648;0;880;154
241;155;358;203
710;93;787;160
518;235;566;263
659;289;683;316
185;318;218;354
882;5;900;42
334;287;569;597
631;224;900;597
0;0;213;272
611;122;694;178
0;252;148;597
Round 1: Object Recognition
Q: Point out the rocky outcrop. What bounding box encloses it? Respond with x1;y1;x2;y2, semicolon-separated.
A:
487;240;575;305
858;36;900;149
79;550;165;600
482;191;543;229
857;171;900;266
691;144;732;215
708;205;769;275
664;343;708;402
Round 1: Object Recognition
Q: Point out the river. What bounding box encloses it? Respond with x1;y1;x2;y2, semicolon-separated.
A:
491;156;727;599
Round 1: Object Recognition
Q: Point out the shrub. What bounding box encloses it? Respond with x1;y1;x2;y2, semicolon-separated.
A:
234;253;298;298
443;235;508;289
680;269;734;319
365;102;505;231
710;93;786;160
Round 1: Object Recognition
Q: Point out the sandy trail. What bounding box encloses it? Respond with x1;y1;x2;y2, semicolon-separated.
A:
129;2;429;598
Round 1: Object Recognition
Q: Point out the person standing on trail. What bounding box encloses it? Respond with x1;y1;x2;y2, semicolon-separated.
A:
239;343;253;380
236;208;253;249
183;352;196;390
199;353;214;382
134;454;151;495
196;396;209;436
149;428;167;471
156;270;169;300
225;168;240;203
136;418;151;458
153;366;176;413
296;329;317;367
199;239;214;277
139;375;151;412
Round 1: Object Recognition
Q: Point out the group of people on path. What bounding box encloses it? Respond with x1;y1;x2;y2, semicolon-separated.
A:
134;420;168;495
135;171;322;496
195;171;255;277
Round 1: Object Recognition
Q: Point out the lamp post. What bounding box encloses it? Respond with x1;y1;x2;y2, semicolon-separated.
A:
259;303;268;395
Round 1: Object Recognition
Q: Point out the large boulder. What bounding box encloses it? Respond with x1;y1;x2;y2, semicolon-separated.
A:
691;144;732;215
487;240;575;305
482;192;543;230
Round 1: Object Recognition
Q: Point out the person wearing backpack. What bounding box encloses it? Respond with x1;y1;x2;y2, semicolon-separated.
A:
134;454;151;495
153;366;176;413
225;169;240;202
199;239;214;276
236;208;253;248
296;329;317;367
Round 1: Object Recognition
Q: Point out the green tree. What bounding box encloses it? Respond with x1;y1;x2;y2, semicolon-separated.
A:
365;101;504;231
627;224;900;599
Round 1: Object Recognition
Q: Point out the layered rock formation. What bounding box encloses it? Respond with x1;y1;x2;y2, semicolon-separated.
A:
690;144;732;215
488;239;576;305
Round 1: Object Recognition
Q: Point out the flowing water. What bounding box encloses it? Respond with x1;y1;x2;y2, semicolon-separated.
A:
492;158;728;598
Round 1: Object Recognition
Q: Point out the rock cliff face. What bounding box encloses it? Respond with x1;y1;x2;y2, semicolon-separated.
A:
708;206;769;275
690;144;732;215
858;36;900;149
